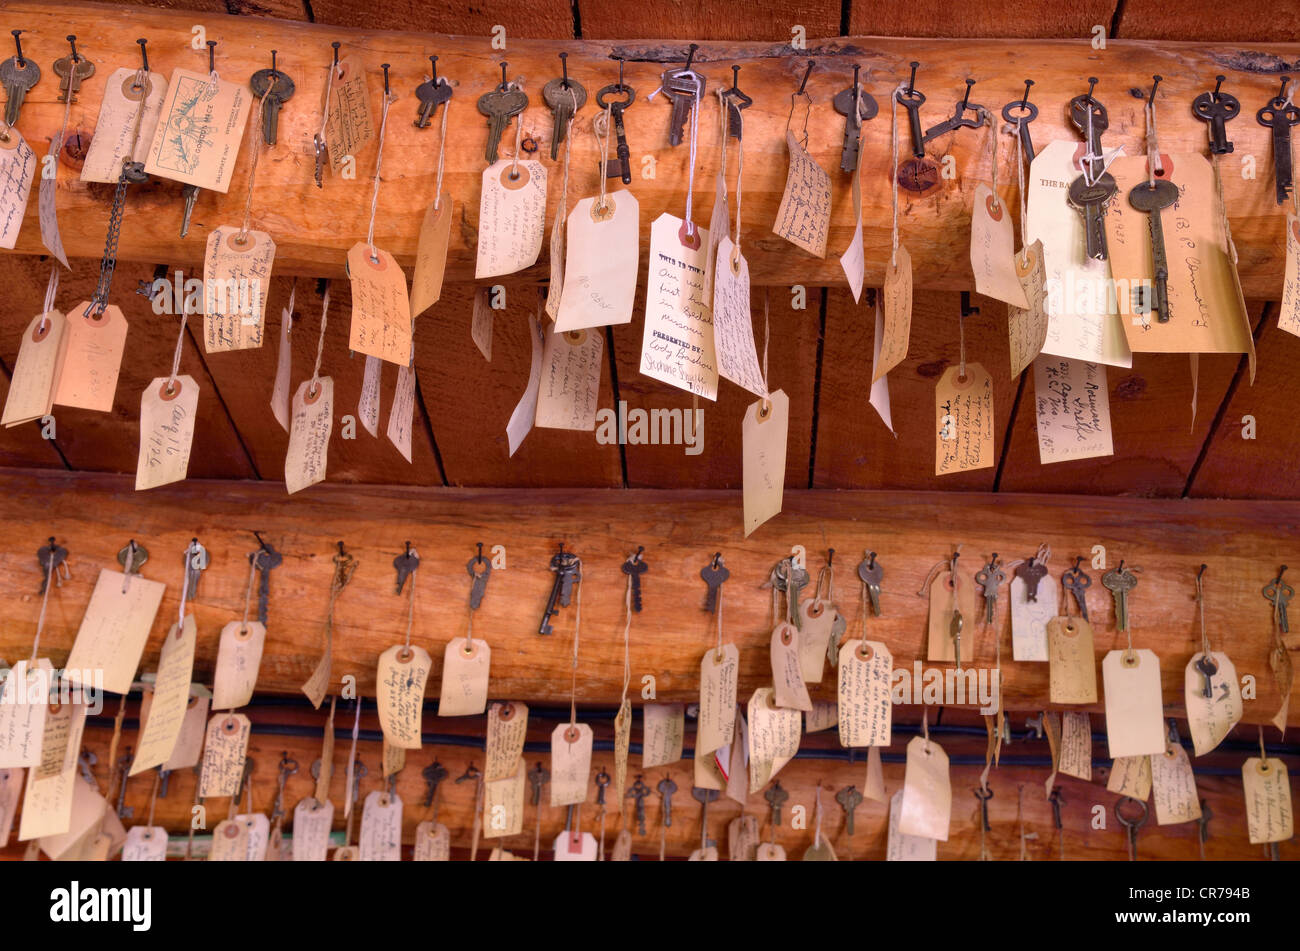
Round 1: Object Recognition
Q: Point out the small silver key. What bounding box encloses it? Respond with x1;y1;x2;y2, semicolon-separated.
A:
180;184;201;239
857;552;883;616
0;31;40;127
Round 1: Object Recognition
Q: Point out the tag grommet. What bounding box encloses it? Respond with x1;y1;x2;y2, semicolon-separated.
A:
159;378;182;400
500;163;531;190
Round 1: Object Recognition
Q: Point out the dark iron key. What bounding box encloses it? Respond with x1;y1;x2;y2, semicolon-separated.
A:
1068;173;1118;261
393;545;419;595
556;553;579;606
466;556;492;610
253;543;282;626
1194;654;1218;699
700;556;730;613
1062;562;1092;621
857;553;883;616
895;85;926;158
836;785;864;835
413;57;452;129
1014;558;1048;603
0;55;40;127
832;83;877;172
250;65;295;146
477;84;528;164
602;94;634;184
628;776;651;835
543;76;586;160
36;539;68;594
621;552;648;613
421;761;447;808
1256;89;1300;206
1128;179;1180;323
657;776;677;826
1192;83;1239;156
1002;97;1038;162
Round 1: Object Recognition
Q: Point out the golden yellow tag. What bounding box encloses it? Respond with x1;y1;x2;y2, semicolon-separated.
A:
772;130;830;258
285;377;333;495
410;194;453;318
641;703;684;768
697;645;738;756
202;228;275;353
347;244;412;366
1281;214;1300;338
1107;755;1152;800
439;637;490;716
1008;240;1049;377
935;363;995;475
53;303;127;413
876;244;913;382
1047;616;1098;704
1242;757;1293;844
143;69;250;191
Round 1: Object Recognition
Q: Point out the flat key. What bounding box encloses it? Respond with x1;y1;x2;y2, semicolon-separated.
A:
250;67;295;146
832;85;877;173
413;75;452;130
1101;567;1138;633
557;555;579;606
857;554;883;616
1262;573;1292;633
1002;99;1038;162
894;87;926;158
1128;179;1179;323
1192;86;1239;156
180;184;201;239
787;565;810;629
393;546;420;595
253;543;282;627
1068;173;1118;261
477;85;528;164
764;781;788;826
1256;93;1300;206
1194;653;1218;699
158;768;172;799
53;54;95;104
0;56;40;126
36;540;68;594
1062;563;1092;621
543;77;586;161
976;559;1005;624
662;69;705;146
836;785;863;835
466;556;492;610
184;540;209;597
1068;94;1110;181
1014;559;1048;603
700;557;730;613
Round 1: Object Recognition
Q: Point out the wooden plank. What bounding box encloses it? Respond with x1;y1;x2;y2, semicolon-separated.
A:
580;2;840;42
0;469;1296;725
2;2;1296;294
849;0;1119;38
0;367;67;470
813;289;1017;490
309;0;575;37
1115;0;1300;42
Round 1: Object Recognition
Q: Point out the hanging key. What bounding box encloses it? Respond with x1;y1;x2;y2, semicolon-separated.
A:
975;555;1005;624
857;551;883;616
974;786;994;860
184;538;208;599
595;767;609;809
53;35;94;104
252;538;282;627
828;609;848;667
539;546;579;635
466;544;492;610
832;64;877;173
557;549;580;606
627;775;651;836
1256;76;1299;206
895;61;926;158
921;79;985;144
596;80;634;185
1263;566;1292;633
158;768;172;799
621;547;648;613
1194;653;1219;699
272;753;298;823
692;785;719;850
657;776;677;828
836;785;863;836
1192;76;1239;156
1102;562;1138;633
393;541;419;595
764;780;788;827
1068;79;1111;183
720;64;752;139
527;761;549;853
314;42;341;186
36;537;69;594
1048;787;1065;860
786;560;810;629
1014;555;1048;603
1068;172;1118;262
477;62;528;165
1128;178;1179;323
413;55;452;130
116;748;134;819
1196;799;1212;861
1115;796;1147;861
250;50;295;147
1062;558;1092;621
0;31;40;126
661;44;706;148
542;53;586;161
421;760;447;809
700;552;730;613
951;608;965;671
1002;80;1037;162
77;751;98;788
118;540;148;588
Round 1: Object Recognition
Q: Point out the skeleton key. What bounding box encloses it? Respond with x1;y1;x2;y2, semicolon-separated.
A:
627;775;651;835
466;548;492;610
250;51;295;147
393;542;419;595
1115;796;1147;861
542;55;586;161
1048;787;1065;860
1197;799;1212;861
764;780;788;826
0;31;40;127
1128;179;1179;323
1102;564;1138;633
1068;173;1118;262
252;541;282;627
836;785;863;835
1062;559;1092;621
857;552;883;616
557;551;579;606
595;768;610;808
621;548;648;613
1002;81;1038;162
1068;84;1110;181
1263;569;1292;633
975;556;1005;624
596;83;635;184
116;748;134;819
413;55;452;130
1194;653;1219;699
273;753;298;822
184;539;208;599
1014;557;1048;603
36;538;68;594
832;64;877;172
895;63;926;158
53;38;95;104
720;65;752;139
974;786;993;860
1191;77;1239;156
700;553;730;613
951;609;965;671
477;65;528;165
528;762;548;856
657;776;677;828
692;785;720;850
1256;78;1300;206
921;80;985;143
421;760;448;810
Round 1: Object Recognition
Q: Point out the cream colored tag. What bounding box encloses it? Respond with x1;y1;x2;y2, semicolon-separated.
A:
1101;649;1165;758
136;375;198;491
292;798;334;860
209;818;248;861
865;746;886;802
726;712;748;804
53;303;127;413
476;160;547;279
875;245;913;382
1184;651;1241;756
839;153;865;302
1242;757;1293;844
483;755;525;838
534;327;602;431
713;238;767;399
693;742;724;790
376;644;430;749
747;687;801;790
704;173;729;304
1107;755;1152;800
1010;572;1056;662
1047;616;1097;703
413;820;450;860
359;356;381;437
387;360;416;464
613;698;631;801
382;740;406;779
122;825;168;861
899;735;950;841
640;212;716;398
323;58;374;174
555;191;640;331
35;703;85;782
797;599;835;684
550;723;593;806
1150;743;1201;825
143;69;250;191
81;69;168;183
0;659;51;768
742;389;789;537
926;568;976;663
1033;356;1113;463
970;185;1028;307
162;687;211;771
410;194;453;318
642;703;684;768
935;363;995;475
130;614;196;774
698;644;738;756
199;712;251;797
1008;240;1049;377
837;639;893;747
471;287;493;361
32;777;105;855
203;227;274;352
65;568;165;696
285;377;332;494
438;637;489;717
212;620;266;711
347;244;412;365
484;701;528;781
1281;214;1300;338
772;130;830;257
0;769;20;847
39;128;69;260
806;699;838;734
0;128;35;249
688;844;719;861
271;305;292;432
887;788;937;860
1059;711;1092;781
755;842;786;861
770;622;812;711
553;827;598;861
3;312;65;427
359;790;402;860
728;814;759;861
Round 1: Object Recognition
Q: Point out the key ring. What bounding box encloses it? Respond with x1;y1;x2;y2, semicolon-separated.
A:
1114;796;1148;830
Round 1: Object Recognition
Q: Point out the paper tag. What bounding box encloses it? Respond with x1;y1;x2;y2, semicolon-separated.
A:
136;375;198;491
413;820;450;860
292;798;334;860
725;710;748;804
865;746;886;802
1184;651;1241;757
613;698;631;802
485;701;528;781
1101;649;1165;758
61;568;163;696
208;818;249;862
285;377;332;494
806;700;838;734
839;155;865;302
236;812;269;861
1008;241;1049;377
53;303;127;413
143;69;250;191
887;788;937;860
122;826;168;861
347;244;412;366
376;644;430;749
483;755;525;837
935;363;994;475
506;309;544;456
1107;755;1152;800
770;622;812;711
874;244;914;382
33;701;84;783
698;645;738;756
1150;744;1201;826
322;58;374;174
534;327;602;430
550;723;593;807
868;300;896;431
970;185;1029;307
797;599;834;684
640;212;716;398
1059;711;1092;781
755;842;786;861
1010;573;1056;662
410;194;453;318
382;740;405;779
40;139;68;267
387;360;416;464
746;687;800;790
712;238;768;399
772;130;830;257
642;703;684;768
693;741;724;790
162;687;211;771
899;735;951;841
271;306;292;431
476;160;547;279
1281;214;1300;338
359;790;402;860
1047;616;1098;703
359;355;381;437
742;389;789;536
3;312;65;427
199;712;251;797
1242;758;1293;844
1033;356;1113;463
555;191;640;331
203;227;274;352
0;128;35;249
438;638;489;717
0;769;20;847
837;639;893;747
30;776;103;854
471;287;493;361
728;814;759;861
926;569;976;663
212;621;266;711
130;614;196;774
81;69;168;183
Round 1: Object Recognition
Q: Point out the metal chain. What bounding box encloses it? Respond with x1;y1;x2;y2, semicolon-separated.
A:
86;167;134;316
